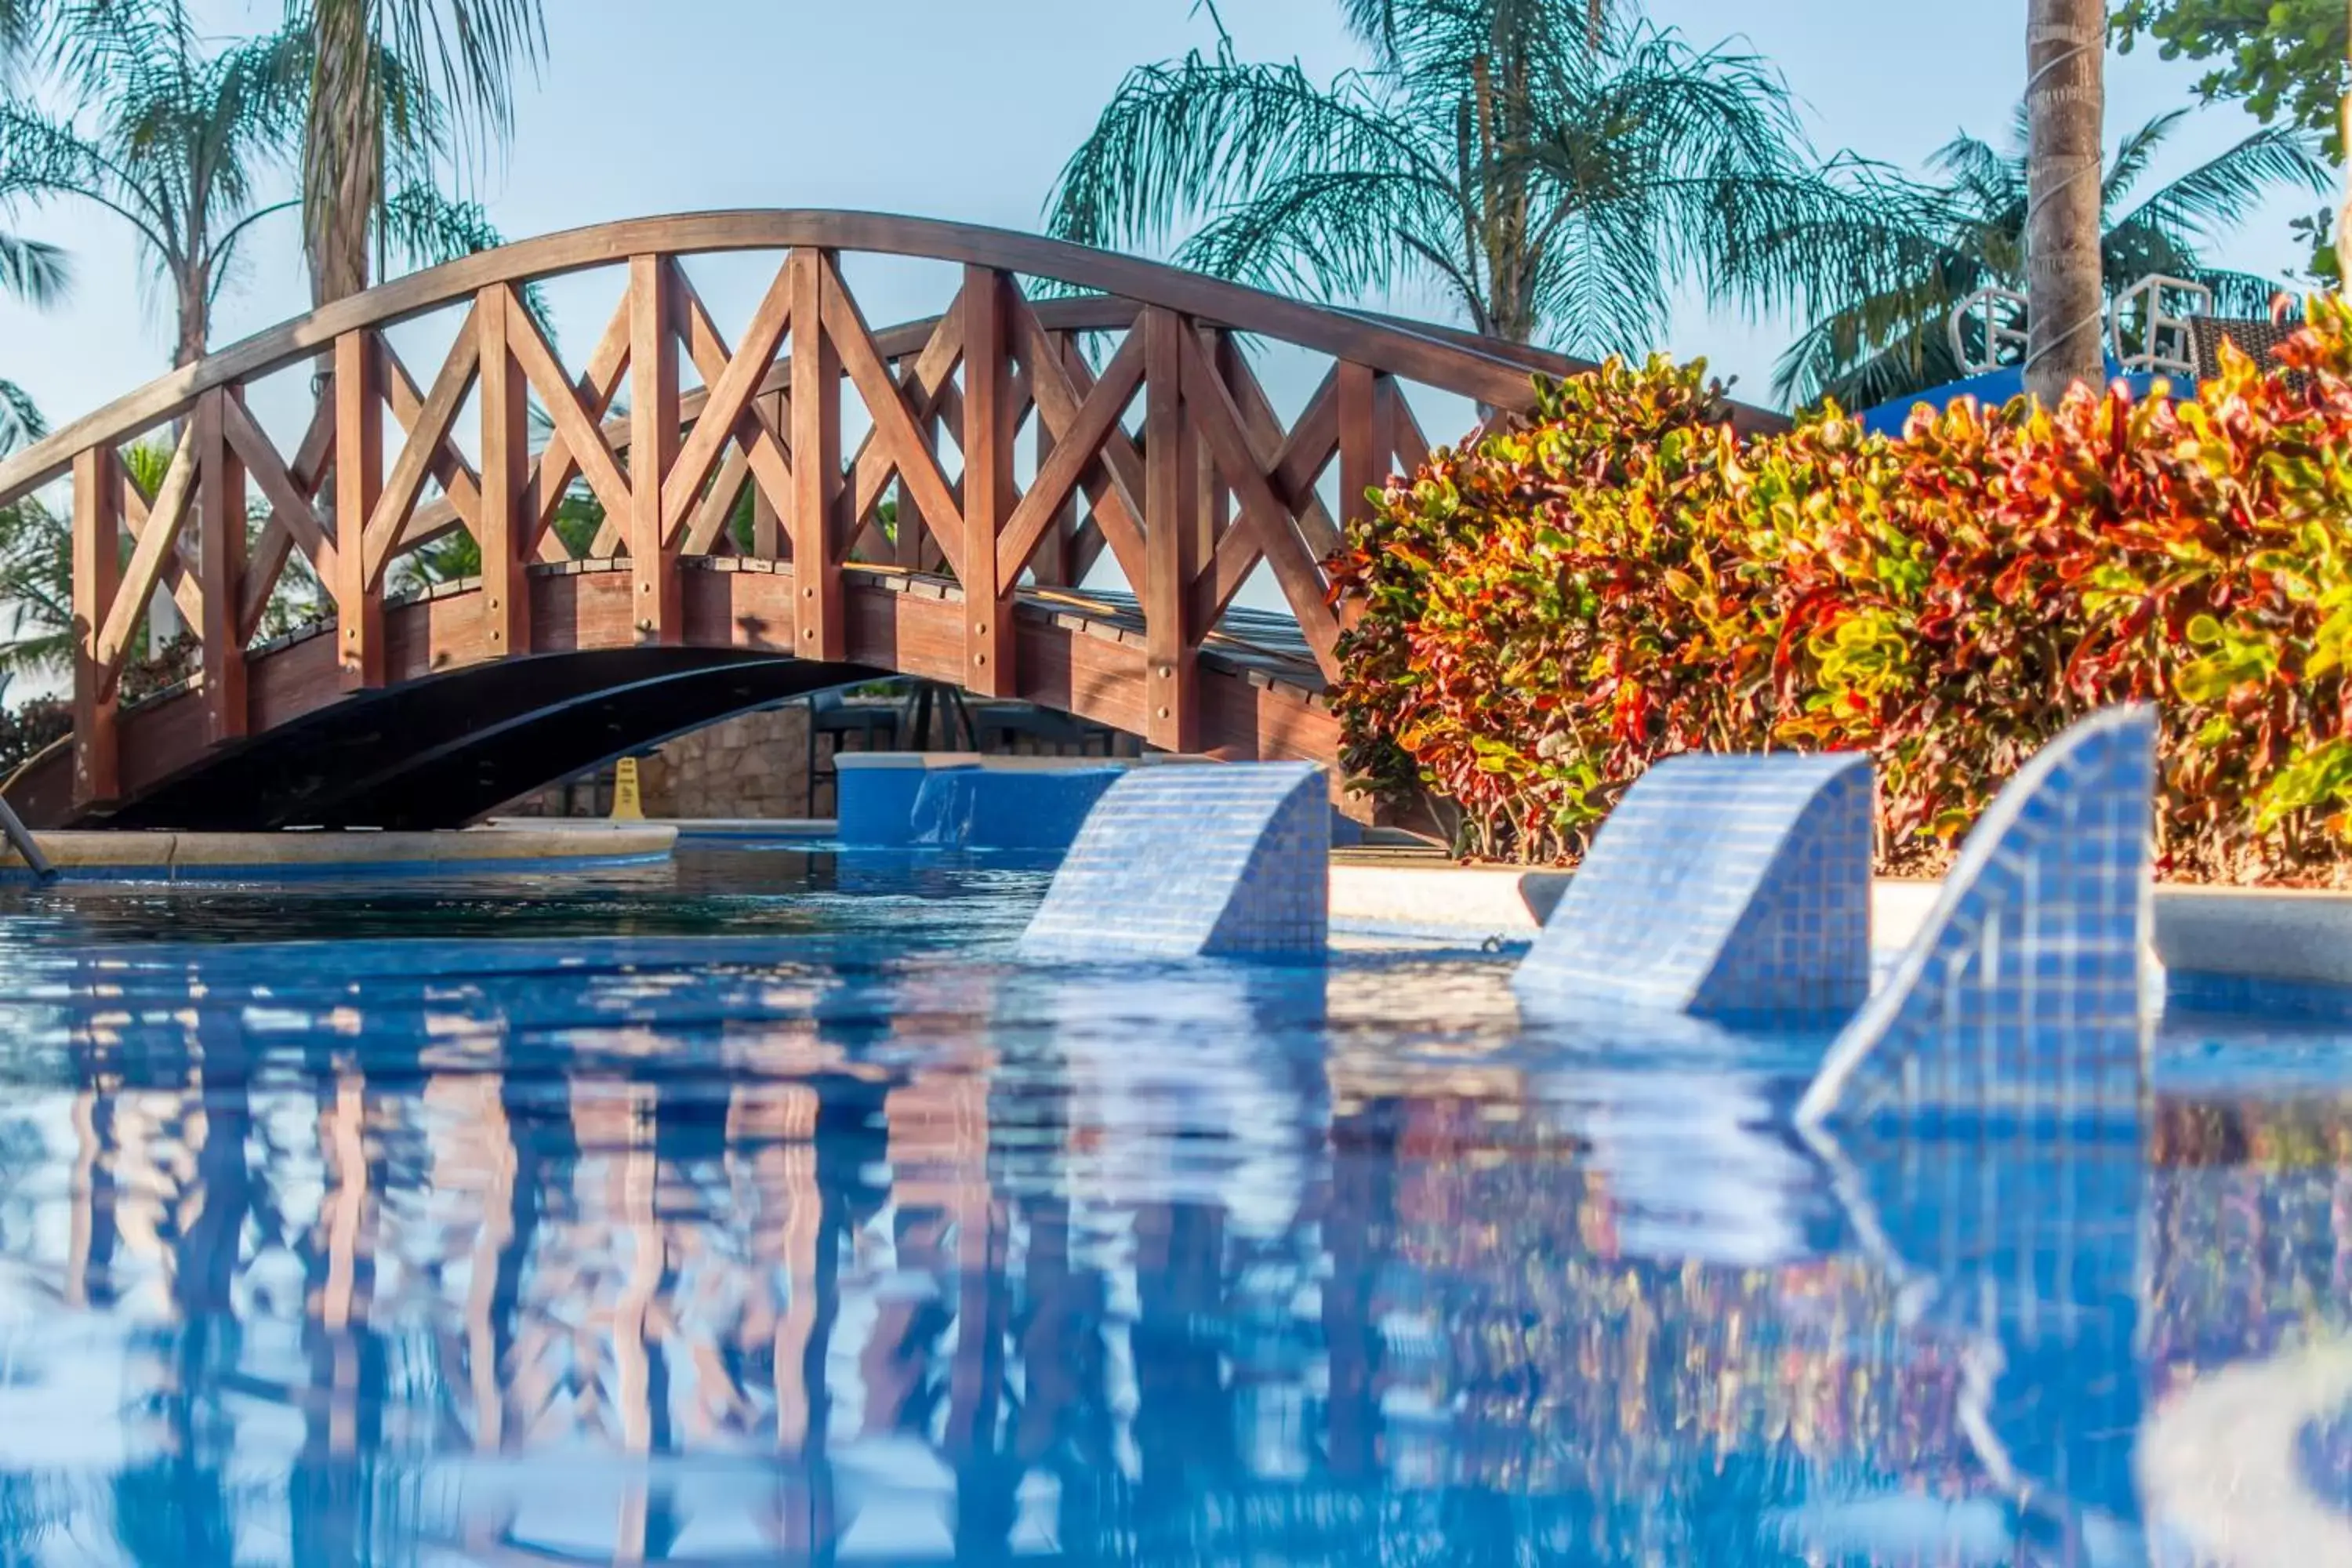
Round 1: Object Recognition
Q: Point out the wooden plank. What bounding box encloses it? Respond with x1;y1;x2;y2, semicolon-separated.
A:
815;251;966;580
70;446;122;807
962;267;1014;695
661;260;793;542
790;249;844;658
93;419;198;687
365;311;480;587
504;285;635;526
628;254;681;644
381;334;482;536
234;392;336;648
994;328;1143;583
225;394;336;586
1142;307;1196;752
194;388;248;743
477;285;531;657
334;331;385;688
1178;328;1341;677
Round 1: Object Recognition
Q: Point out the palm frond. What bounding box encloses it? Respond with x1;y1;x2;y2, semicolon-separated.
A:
0;379;43;452
2100;109;2190;210
0;230;67;306
2117;123;2336;250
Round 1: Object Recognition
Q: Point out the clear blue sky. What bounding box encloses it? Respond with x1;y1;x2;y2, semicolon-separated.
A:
0;0;2323;431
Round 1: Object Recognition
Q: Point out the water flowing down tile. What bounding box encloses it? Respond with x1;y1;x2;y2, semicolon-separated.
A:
1514;753;1875;1021
1019;763;1329;960
1798;706;2158;1128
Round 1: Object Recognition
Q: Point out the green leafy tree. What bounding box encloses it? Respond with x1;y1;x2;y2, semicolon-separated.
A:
1777;108;2332;410
1047;0;1910;359
2113;0;2348;156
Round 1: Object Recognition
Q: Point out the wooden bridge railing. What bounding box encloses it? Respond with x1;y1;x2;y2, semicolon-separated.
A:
0;211;1586;811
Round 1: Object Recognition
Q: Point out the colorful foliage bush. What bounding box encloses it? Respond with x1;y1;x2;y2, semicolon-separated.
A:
1331;296;2352;882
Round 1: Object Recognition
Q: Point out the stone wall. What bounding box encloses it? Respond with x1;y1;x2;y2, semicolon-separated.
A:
502;703;814;821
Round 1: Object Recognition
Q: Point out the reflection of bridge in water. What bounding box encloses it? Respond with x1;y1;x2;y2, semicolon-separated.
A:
0;941;2343;1563
0;212;1675;831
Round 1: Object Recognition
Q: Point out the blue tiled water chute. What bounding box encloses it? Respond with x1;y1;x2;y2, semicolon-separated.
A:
1512;753;1875;1020
1798;706;2158;1128
1020;763;1330;960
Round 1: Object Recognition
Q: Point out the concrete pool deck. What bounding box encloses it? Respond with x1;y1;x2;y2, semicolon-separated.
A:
0;823;679;880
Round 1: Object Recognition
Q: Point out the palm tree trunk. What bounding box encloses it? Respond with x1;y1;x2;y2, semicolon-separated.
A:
303;3;381;308
2024;0;2106;405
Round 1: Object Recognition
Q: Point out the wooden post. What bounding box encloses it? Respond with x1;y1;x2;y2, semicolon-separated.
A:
333;331;384;690
751;390;783;558
477;285;532;657
194;388;247;745
962;267;1015;696
790;249;844;660
1338;361;1380;540
71;446;122;808
1142;307;1197;753
1030;332;1073;588
628;254;681;645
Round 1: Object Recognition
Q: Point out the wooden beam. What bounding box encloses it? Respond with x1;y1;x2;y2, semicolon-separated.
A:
750;390;782;558
93;419;198;692
962;268;1015;695
1142;307;1196;752
1337;361;1380;544
194;388;247;744
994;328;1143;583
504;285;635;528
70;446;122;808
1178;328;1341;677
628;254;681;644
1014;303;1147;589
665;263;795;551
848;294;963;532
530;296;631;562
365;312;481;588
661;259;793;543
815;252;966;580
118;464;204;630
790;249;844;658
477;285;531;657
335;330;385;689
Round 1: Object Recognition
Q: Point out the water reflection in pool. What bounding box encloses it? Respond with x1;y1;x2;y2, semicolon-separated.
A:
0;847;2339;1564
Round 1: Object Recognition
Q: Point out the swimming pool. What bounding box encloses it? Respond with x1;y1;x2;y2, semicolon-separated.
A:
0;840;2341;1565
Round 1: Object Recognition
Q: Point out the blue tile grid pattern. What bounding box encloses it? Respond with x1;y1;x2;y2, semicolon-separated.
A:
1798;706;2156;1127
1019;763;1329;960
1514;752;1874;1019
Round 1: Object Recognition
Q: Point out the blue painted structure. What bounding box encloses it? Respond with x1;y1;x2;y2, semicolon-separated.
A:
1799;706;2158;1127
1514;753;1875;1020
1854;363;2169;436
1021;762;1330;960
907;766;1123;851
836;757;942;847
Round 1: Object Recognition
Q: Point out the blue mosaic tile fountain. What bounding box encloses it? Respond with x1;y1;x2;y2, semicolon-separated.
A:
1798;706;2158;1127
1020;762;1330;960
1513;753;1875;1020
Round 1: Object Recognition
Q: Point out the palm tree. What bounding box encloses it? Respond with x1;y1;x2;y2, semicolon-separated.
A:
1047;0;1907;358
281;0;544;307
2024;0;2106;403
0;4;299;368
1776;110;2333;410
0;0;69;452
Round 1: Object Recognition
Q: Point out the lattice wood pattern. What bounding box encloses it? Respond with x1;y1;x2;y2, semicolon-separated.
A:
0;212;1601;813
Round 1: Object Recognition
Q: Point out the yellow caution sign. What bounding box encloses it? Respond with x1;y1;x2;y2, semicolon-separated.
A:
611;756;645;820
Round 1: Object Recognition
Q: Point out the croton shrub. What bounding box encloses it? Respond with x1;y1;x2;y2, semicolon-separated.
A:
1330;296;2352;883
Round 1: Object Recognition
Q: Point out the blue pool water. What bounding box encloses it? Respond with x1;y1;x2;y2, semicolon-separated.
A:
0;840;2343;1565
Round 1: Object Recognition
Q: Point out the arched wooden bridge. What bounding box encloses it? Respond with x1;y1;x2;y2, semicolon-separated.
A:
0;211;1610;829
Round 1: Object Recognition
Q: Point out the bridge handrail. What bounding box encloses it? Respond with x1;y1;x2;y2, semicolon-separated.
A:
0;209;1595;507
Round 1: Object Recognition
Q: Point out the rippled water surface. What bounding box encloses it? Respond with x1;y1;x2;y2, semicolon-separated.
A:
0;840;2343;1565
